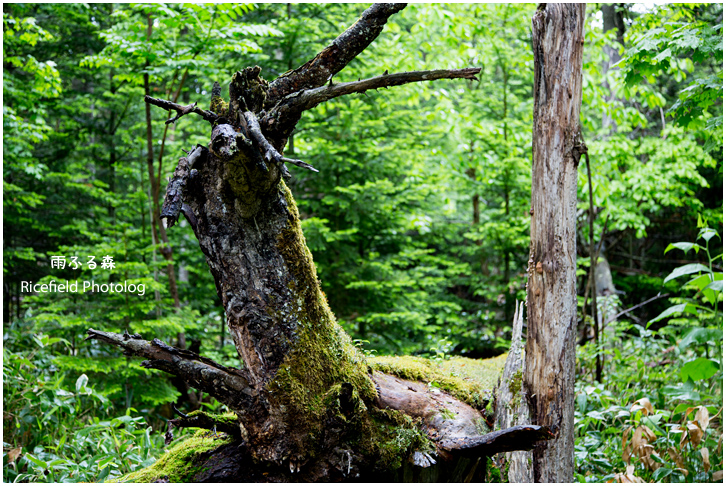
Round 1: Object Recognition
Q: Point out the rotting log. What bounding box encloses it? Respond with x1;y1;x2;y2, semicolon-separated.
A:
87;3;553;481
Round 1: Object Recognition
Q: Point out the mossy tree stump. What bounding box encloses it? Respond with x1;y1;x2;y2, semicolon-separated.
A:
89;3;552;481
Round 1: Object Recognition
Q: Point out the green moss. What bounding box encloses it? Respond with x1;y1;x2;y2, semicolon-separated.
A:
358;408;435;471
369;354;507;409
186;410;238;426
508;370;523;403
111;432;232;483
486;456;510;482
269;181;377;455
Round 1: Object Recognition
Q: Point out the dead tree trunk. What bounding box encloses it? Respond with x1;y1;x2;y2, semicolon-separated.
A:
87;3;551;481
526;3;585;482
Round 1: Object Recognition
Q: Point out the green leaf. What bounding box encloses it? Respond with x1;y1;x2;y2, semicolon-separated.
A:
653;467;672;481
96;464;111;481
699;228;718;242
663;263;711;283
680;358;720;382
679;327;723;351
25;453;47;469
703;280;723;292
662;381;700;401
648;303;698;324
75;374;88;393
586;410;606;420
664;242;700;255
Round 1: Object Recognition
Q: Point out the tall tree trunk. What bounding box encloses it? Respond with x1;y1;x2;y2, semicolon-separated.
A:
601;4;626;132
526;3;585;482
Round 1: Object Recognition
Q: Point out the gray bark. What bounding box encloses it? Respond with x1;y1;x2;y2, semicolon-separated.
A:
527;3;585;482
494;301;534;482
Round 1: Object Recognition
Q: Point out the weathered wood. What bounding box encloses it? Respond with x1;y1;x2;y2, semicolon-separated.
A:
438;425;554;458
493;301;535;481
526;3;585;482
160;145;206;228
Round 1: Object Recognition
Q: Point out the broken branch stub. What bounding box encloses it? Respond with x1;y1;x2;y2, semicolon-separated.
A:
160;145;207;228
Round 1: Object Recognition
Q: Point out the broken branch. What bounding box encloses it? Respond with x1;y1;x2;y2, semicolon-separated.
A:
439;425;555;458
144;95;219;125
85;329;254;410
242;111;318;173
267;68;481;129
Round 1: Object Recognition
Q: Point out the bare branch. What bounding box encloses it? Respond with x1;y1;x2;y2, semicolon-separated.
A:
144;95;220;125
281;157;318;173
266;3;407;107
285;68;481;113
242;111;318;173
263;68;482;140
439;425;555;458
603;292;670;327
86;329;254;410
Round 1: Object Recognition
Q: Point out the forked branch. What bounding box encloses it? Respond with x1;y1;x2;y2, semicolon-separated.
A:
144;95;219;125
266;3;407;106
241;111;319;173
263;68;482;139
86;329;253;410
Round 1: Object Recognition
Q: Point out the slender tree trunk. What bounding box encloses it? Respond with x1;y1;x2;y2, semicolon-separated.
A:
526;4;585;482
142;15;184;346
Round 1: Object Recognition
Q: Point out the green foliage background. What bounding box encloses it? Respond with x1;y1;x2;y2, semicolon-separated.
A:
3;3;722;482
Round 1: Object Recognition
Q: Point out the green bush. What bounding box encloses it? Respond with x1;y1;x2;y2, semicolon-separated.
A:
3;328;168;482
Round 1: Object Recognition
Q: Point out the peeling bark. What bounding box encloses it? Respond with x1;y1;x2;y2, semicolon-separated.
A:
526;3;585;482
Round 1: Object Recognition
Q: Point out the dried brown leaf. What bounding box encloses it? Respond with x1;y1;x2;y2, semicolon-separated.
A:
619;464;646;483
680;426;689;448
701;447;711;473
6;447;21;464
718;433;722;455
695;406;710;433
632;397;654;416
712;470;723;481
668;446;685;470
622;444;632;464
641;425;656;443
638;444;657;471
688;420;704;447
633;426;644;450
622;425;632;451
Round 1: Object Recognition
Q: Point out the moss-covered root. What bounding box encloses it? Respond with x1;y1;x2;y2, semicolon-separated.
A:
112;432;233;483
168;410;240;440
369;354;507;409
